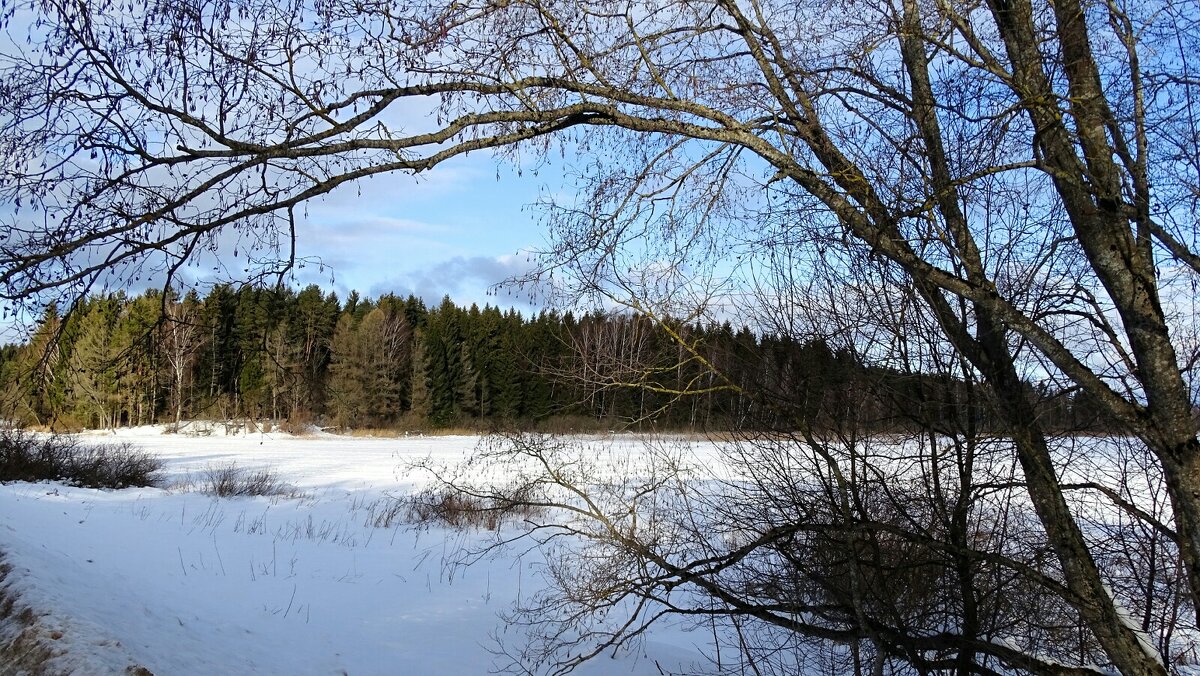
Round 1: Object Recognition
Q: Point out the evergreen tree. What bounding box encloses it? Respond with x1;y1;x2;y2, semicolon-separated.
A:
65;296;123;428
408;328;432;423
0;285;1044;434
423;297;465;426
234;287;275;418
329;303;414;427
197;284;240;417
0;341;40;427
327;312;368;426
121;290;166;426
288;285;340;416
28;304;67;427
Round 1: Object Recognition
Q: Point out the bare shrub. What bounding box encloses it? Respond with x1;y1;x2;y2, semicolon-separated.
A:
416;432;1184;675
63;444;164;489
275;417;313;436
198;462;299;498
0;429;162;488
404;485;543;531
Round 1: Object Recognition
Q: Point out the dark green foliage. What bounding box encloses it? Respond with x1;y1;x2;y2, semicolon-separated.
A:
421;296;470;426
0;284;1090;433
0;429;163;488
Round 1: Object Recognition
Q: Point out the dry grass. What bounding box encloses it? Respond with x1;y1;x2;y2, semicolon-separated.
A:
189;462;303;498
275;416;317;436
24;418;86;434
337;428;406;438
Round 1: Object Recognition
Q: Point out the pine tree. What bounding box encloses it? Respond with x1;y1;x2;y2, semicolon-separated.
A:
327;312;367;426
66;296;123;428
234;287;274;418
484;307;522;420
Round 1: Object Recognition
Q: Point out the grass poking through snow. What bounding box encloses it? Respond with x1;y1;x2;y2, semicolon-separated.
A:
181;462;303;498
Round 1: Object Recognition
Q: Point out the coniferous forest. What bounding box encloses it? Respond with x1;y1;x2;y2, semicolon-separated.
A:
0;285;1109;433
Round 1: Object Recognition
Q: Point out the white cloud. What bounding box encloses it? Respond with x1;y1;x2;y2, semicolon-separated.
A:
368;253;548;311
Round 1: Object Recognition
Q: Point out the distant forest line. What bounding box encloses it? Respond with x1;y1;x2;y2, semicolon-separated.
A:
0;285;1110;433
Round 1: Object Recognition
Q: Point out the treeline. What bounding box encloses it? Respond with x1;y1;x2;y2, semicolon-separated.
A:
0;285;1110;432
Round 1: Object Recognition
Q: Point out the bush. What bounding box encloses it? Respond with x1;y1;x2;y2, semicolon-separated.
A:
0;429;163;488
197;462;298;497
276;416;317;436
404;485;542;530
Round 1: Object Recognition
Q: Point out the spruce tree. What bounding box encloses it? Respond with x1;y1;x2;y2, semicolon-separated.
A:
408;328;431;423
66;296;123;428
328;312;367;426
424;297;465;427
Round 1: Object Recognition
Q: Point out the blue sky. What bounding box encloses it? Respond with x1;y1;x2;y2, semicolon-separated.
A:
286;152;553;311
0;8;568;328
0;152;556;342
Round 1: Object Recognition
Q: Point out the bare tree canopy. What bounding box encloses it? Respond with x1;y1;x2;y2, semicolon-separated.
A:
3;0;1200;672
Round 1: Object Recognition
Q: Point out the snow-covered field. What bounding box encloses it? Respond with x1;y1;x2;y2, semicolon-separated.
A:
0;427;714;675
2;427;1190;674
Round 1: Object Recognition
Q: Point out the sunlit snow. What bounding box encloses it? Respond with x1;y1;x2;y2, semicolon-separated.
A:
0;426;713;675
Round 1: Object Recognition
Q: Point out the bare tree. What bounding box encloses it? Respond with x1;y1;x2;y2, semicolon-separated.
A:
162;290;202;428
3;0;1200;672
421;253;1193;673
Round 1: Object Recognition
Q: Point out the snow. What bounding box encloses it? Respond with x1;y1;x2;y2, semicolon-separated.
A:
3;428;1195;674
0;427;713;675
1105;582;1167;666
